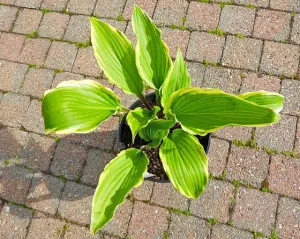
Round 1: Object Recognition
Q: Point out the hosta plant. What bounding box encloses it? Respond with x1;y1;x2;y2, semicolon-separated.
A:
42;6;284;234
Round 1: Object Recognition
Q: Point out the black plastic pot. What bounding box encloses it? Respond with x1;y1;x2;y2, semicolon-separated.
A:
119;93;211;183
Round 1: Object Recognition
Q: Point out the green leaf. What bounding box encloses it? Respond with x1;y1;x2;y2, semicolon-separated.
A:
132;5;172;89
159;129;208;198
91;148;149;234
139;119;175;147
42;80;120;134
166;87;281;135
90;17;144;97
126;106;160;142
161;48;191;108
238;91;284;113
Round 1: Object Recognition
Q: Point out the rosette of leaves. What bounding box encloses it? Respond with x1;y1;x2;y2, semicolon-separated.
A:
42;6;284;234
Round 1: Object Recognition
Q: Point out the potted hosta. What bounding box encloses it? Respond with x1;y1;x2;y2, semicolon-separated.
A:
42;6;284;234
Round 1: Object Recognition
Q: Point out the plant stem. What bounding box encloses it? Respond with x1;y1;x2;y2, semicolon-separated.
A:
139;95;151;110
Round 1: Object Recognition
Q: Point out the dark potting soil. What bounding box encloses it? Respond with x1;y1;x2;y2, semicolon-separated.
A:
145;147;169;181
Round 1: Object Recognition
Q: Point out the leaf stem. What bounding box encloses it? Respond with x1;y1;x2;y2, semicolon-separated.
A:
139;95;151;110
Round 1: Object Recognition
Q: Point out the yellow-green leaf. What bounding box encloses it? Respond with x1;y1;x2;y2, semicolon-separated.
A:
160;129;208;198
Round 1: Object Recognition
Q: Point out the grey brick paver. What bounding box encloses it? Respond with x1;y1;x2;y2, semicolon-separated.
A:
169;214;211;239
222;36;263;71
94;0;126;19
153;0;189;26
123;0;157;20
226;145;270;188
281;79;300;116
52;71;84;88
64;15;91;43
50;141;87;180
102;18;127;33
268;155;300;199
296;119;300;156
67;0;97;15
186;2;221;31
41;0;68;11
131;180;154;201
0;6;18;31
276;197;300;239
26;212;65;239
38;12;70;39
187;62;205;87
0;93;30;128
235;0;269;7
20;68;54;98
260;41;299;77
207;138;230;177
211;224;253;239
213;126;253;141
128;201;169;239
15;0;42;8
270;0;300;11
232;188;278;235
292;14;300;45
255;114;297;152
190;180;234;223
151;182;188;210
219;5;255;36
22;100;45;134
13;8;43;34
187;32;225;63
45;41;78;71
254;9;291;42
0;33;25;62
64;224;101;239
0;203;33;239
58;181;94;224
26;172;64;215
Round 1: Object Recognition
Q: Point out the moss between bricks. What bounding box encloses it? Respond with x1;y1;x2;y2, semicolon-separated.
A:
170;208;191;216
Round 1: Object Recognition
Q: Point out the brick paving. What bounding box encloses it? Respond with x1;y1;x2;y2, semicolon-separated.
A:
0;1;299;239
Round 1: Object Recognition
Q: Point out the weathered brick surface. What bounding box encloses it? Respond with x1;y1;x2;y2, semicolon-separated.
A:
227;145;270;187
153;0;188;26
186;2;221;31
161;27;190;58
0;166;33;203
235;0;269;7
151;182;188;210
52;71;84;88
0;33;25;62
292;14;300;45
102;200;133;237
128;201;169;239
0;6;18;31
0;93;30;127
203;66;241;94
73;46;101;77
101;18;127;33
13;8;43;34
169;214;211;239
0;127;27;160
38;12;70;39
254;9;291;42
58;181;94;224
219;5;255;36
1;0;15;4
187;62;205;87
65;224;101;239
207;138;230;177
64;15;91;43
232;188;278;235
276;197;300;239
50;141;87;180
0;203;33;239
131;180;154;201
270;0;300;11
41;0;68;11
20;38;51;66
211;224;253;239
222;36;263;71
67;0;97;15
26;212;65;239
20;133;56;171
81;149;114;187
281;79;300;116
21;68;54;98
214;126;253;141
190;180;234;223
0;60;28;91
123;0;157;20
114;86;138;108
187;32;225;63
94;0;126;18
15;0;42;8
45;41;78;71
260;41;299;77
255;114;297;152
26;172;64;215
240;72;281;93
268;155;300;199
22;100;45;134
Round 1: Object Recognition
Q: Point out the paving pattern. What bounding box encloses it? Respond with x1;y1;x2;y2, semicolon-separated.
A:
0;0;300;238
